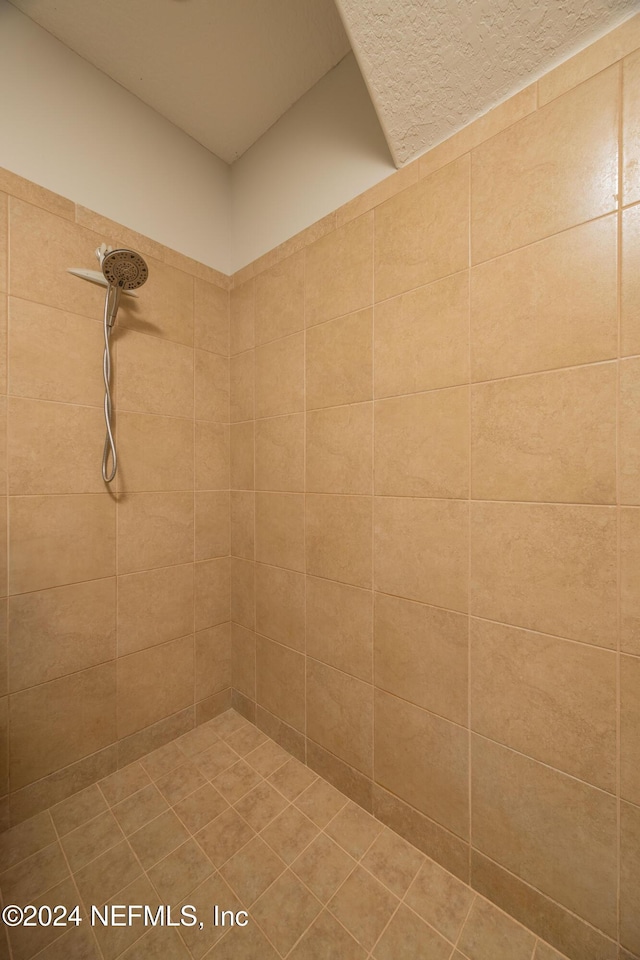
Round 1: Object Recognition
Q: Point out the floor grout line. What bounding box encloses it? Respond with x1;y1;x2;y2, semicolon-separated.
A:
0;708;583;960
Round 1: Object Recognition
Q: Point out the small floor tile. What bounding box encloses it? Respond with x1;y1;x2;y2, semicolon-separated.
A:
291;832;356;903
195;808;254;867
219;836;286;905
128;810;189;870
328;865;399;951
174;783;228;834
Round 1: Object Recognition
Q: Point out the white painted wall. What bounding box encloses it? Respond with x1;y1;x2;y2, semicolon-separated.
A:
0;1;231;272
230;53;394;271
0;3;395;274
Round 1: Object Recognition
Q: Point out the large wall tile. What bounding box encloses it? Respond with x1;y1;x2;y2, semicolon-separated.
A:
0;398;5;498
374;272;469;398
230;556;255;629
255;492;304;572
8;299;104;406
623;49;640;205
195;350;229;422
10;494;115;594
117;564;193;657
0;697;6;798
471;364;616;504
9;663;117;789
0;192;6;294
471;619;616;792
256;635;305;732
117;492;193;575
195;422;229;491
117;636;194;738
194;278;229;357
231;623;255;700
470;851;617;960
305;213;373;326
255;252;304;344
622;205;640;357
621;655;640;806
255;333;304;418
9;578;116;691
3;186;226;822
230;350;254;423
471;736;617;936
621;800;640;955
116;412;193;493
0;600;6;698
306;739;372;811
620;358;640;505
471;67;618;262
537;15;640;105
116;330;194;420
230;491;254;560
374;690;469;840
195;491;230;561
470;216;617;381
118;706;193;770
9;200;105;319
230;421;254;491
117;256;194;347
0;295;6;397
307;577;372;682
306;659;373;776
621;507;640;656
374;593;467;725
306;494;372;588
375;157;469;301
375;388;468;499
375;497;468;612
195;558;230;631
8;397;105;495
255;563;305;652
470;502;617;647
373;785;469;882
305;309;372;410
306;404;372;495
230;278;255;355
255;414;304;492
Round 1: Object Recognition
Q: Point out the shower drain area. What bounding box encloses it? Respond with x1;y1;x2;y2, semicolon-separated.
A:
0;711;566;960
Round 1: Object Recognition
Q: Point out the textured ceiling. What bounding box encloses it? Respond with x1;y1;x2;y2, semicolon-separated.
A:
8;0;351;163
336;0;640;164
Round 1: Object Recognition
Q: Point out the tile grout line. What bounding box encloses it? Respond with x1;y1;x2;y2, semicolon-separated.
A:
192;275;197;736
371;202;376;825
449;889;478;958
242;790;383;957
468;844;621;946
467;129;473;883
38;808;106;960
0;711;601;960
615;54;624;958
6;197;11;818
302;241;308;765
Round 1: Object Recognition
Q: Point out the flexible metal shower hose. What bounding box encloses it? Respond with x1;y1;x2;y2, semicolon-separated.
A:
102;285;118;483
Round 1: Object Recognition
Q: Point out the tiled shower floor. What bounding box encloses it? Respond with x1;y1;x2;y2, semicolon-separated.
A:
0;710;566;960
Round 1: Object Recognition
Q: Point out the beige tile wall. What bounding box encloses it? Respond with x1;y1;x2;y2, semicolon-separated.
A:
3;15;640;959
228;17;640;960
0;173;232;828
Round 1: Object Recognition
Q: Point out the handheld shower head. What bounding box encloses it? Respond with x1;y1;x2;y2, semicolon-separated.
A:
96;246;149;484
101;248;149;291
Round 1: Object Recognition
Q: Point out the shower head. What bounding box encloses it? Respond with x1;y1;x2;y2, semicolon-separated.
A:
101;248;148;291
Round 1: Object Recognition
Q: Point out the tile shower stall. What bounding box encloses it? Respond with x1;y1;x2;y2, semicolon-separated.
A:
0;18;639;960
